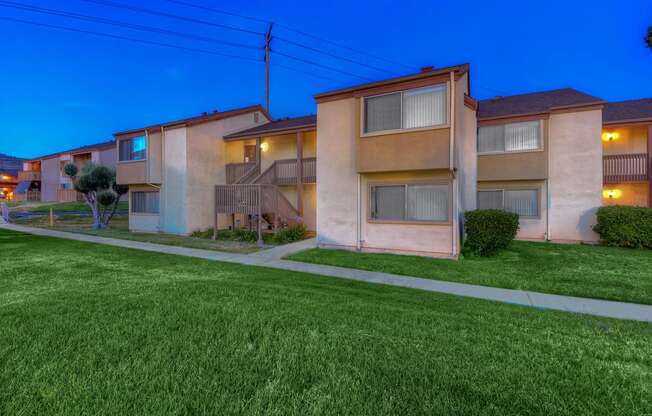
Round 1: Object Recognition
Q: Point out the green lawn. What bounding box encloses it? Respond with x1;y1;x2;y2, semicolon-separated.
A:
286;241;652;305
1;229;651;415
18;201;128;213
12;215;260;254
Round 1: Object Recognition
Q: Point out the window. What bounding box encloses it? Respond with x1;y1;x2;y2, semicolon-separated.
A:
119;136;147;161
131;191;159;214
477;189;539;217
363;85;447;134
370;183;449;222
478;121;541;153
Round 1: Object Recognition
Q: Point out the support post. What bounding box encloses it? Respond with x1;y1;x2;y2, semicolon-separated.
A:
213;186;217;240
257;185;263;247
256;137;262;171
49;208;54;227
648;125;652;207
296;131;304;218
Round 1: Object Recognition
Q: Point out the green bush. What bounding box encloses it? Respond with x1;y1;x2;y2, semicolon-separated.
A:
464;209;519;256
593;205;652;248
273;224;307;244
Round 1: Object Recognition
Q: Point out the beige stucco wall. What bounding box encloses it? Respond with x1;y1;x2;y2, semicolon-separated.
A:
147;130;163;184
316;97;359;248
602;126;648;155
160;126;188;234
548;109;603;242
478;180;548;241
116;160;147;184
40;157;60;202
128;184;160;233
603;182;648;207
98;147;117;168
185;112;268;233
456;75;477;213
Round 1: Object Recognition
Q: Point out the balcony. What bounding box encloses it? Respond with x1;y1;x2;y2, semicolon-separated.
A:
603;153;649;184
17;171;41;181
226;158;316;185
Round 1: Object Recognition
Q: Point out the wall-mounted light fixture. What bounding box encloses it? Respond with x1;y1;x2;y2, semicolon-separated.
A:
260;142;269;152
603;189;622;199
1;175;10;180
601;131;620;142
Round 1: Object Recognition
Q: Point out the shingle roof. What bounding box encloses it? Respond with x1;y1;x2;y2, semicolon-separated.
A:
0;153;24;172
30;140;115;161
114;105;271;136
603;98;652;124
224;115;316;139
477;88;604;119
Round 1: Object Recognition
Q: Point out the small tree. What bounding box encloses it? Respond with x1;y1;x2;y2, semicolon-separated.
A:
64;162;128;229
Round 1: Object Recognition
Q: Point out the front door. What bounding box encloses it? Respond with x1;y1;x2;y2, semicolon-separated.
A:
244;145;257;163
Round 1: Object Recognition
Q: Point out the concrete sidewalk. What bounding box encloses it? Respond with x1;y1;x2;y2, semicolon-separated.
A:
2;223;652;323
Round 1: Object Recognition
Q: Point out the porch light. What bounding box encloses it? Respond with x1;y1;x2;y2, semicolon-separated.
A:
260;142;269;152
602;131;619;142
603;189;622;199
1;175;9;180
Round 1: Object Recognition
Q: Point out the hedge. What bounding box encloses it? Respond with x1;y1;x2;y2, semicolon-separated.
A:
464;209;519;256
593;205;652;248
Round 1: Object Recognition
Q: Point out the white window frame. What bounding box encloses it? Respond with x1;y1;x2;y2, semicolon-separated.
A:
477;120;544;155
477;188;540;219
368;181;451;224
360;83;450;137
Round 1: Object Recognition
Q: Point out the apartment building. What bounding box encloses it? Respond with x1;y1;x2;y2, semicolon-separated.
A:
0;153;23;200
314;64;476;257
601;99;652;207
107;63;651;258
114;105;270;234
475;89;604;243
16;141;116;202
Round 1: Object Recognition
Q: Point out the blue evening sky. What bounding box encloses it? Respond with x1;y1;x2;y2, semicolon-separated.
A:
1;0;650;158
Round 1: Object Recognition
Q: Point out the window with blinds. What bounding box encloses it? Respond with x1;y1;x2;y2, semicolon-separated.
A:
477;121;541;154
477;189;539;217
119;136;147;161
131;191;159;214
364;85;448;133
371;183;448;222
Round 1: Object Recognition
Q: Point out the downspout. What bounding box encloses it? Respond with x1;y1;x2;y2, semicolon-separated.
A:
356;173;362;251
449;71;457;257
145;129;160;189
159;126;165;232
545;120;551;241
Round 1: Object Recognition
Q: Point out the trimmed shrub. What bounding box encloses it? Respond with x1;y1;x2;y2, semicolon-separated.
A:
273;224;307;244
464;209;519;256
593;205;652;248
190;228;258;243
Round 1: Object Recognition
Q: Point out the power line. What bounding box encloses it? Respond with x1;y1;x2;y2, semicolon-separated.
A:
273;51;372;80
160;0;414;72
273;63;349;83
274;36;397;75
0;16;261;62
79;0;264;37
0;0;261;50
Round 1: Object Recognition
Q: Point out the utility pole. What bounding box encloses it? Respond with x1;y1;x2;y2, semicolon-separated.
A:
264;23;273;113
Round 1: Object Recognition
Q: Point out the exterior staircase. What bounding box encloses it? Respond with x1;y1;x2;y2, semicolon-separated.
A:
215;158;316;243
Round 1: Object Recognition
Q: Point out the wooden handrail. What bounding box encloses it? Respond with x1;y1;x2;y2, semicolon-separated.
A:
603;153;649;184
226;162;257;184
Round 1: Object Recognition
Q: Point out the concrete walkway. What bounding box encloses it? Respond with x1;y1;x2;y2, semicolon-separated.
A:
2;223;652;323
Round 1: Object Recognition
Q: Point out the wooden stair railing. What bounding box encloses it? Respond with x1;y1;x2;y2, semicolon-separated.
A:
235;164;260;184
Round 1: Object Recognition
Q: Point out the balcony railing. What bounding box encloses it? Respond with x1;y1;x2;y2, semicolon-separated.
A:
603;153;649;184
226;162;257;184
17;171;41;182
57;189;84;202
274;157;317;185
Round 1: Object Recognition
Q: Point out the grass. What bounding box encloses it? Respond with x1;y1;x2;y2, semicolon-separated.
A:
17;201;128;213
12;215;260;254
286;241;652;305
0;229;651;415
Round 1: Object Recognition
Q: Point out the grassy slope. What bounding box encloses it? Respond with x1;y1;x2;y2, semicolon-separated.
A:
1;229;651;415
286;241;652;305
